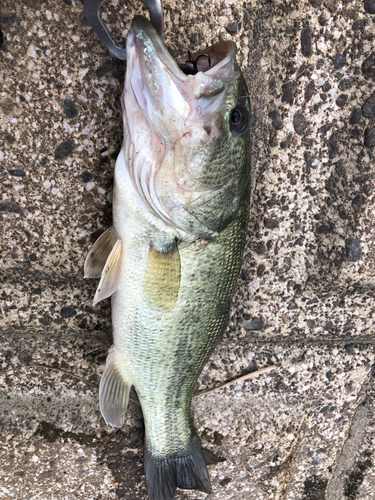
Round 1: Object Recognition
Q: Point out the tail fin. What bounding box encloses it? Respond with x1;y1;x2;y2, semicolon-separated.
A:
145;436;212;500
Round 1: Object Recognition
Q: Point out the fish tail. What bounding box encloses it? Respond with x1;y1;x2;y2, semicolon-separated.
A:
145;435;212;500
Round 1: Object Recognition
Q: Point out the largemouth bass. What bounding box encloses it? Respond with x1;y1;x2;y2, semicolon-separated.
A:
85;16;251;500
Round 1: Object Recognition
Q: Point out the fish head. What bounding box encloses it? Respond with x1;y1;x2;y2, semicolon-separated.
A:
122;16;251;238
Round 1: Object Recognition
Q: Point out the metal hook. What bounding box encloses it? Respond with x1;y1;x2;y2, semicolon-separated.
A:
196;53;211;69
179;52;211;76
83;0;163;60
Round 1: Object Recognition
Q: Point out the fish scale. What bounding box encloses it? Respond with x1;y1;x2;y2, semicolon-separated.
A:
111;197;248;455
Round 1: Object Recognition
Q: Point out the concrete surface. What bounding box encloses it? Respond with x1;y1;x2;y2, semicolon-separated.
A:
1;0;375;498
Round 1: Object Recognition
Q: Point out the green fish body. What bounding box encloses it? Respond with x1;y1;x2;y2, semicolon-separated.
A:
85;16;251;500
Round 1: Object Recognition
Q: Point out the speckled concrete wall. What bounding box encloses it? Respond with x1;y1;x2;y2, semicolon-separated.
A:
1;0;375;499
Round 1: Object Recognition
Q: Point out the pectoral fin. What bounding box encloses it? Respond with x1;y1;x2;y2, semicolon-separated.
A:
93;239;123;305
84;227;117;278
99;346;130;428
143;242;181;310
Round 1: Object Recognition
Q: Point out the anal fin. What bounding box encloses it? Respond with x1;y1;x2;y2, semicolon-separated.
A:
93;239;123;305
84;227;117;278
99;346;130;428
143;242;181;311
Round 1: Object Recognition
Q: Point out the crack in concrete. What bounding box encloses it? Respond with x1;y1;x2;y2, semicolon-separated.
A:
246;338;375;346
277;417;308;500
325;375;371;500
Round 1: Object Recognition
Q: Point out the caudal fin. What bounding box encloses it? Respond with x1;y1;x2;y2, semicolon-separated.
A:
145;436;212;500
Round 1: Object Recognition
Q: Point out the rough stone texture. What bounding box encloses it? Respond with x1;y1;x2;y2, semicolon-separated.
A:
363;97;375;119
1;0;375;499
364;0;375;14
293;112;308;135
365;127;375;148
301;25;312;57
333;53;347;71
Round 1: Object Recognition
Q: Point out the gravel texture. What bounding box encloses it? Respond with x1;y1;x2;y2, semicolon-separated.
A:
1;0;375;498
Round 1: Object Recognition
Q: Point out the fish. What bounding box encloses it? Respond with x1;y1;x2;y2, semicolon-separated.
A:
84;15;251;500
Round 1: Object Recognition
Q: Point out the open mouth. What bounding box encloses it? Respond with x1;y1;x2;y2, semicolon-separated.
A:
177;41;237;75
129;16;238;83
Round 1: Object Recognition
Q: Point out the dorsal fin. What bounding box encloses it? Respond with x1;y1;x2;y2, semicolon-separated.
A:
93;239;123;305
84;227;117;278
143;242;181;311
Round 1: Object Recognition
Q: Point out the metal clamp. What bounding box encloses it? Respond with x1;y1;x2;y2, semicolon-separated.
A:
83;0;163;60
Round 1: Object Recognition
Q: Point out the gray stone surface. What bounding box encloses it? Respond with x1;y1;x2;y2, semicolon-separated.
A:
1;0;375;499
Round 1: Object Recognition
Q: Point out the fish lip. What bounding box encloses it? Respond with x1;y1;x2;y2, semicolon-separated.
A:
128;15;238;81
128;15;187;82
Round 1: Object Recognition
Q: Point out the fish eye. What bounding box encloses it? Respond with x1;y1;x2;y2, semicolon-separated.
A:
230;108;247;133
